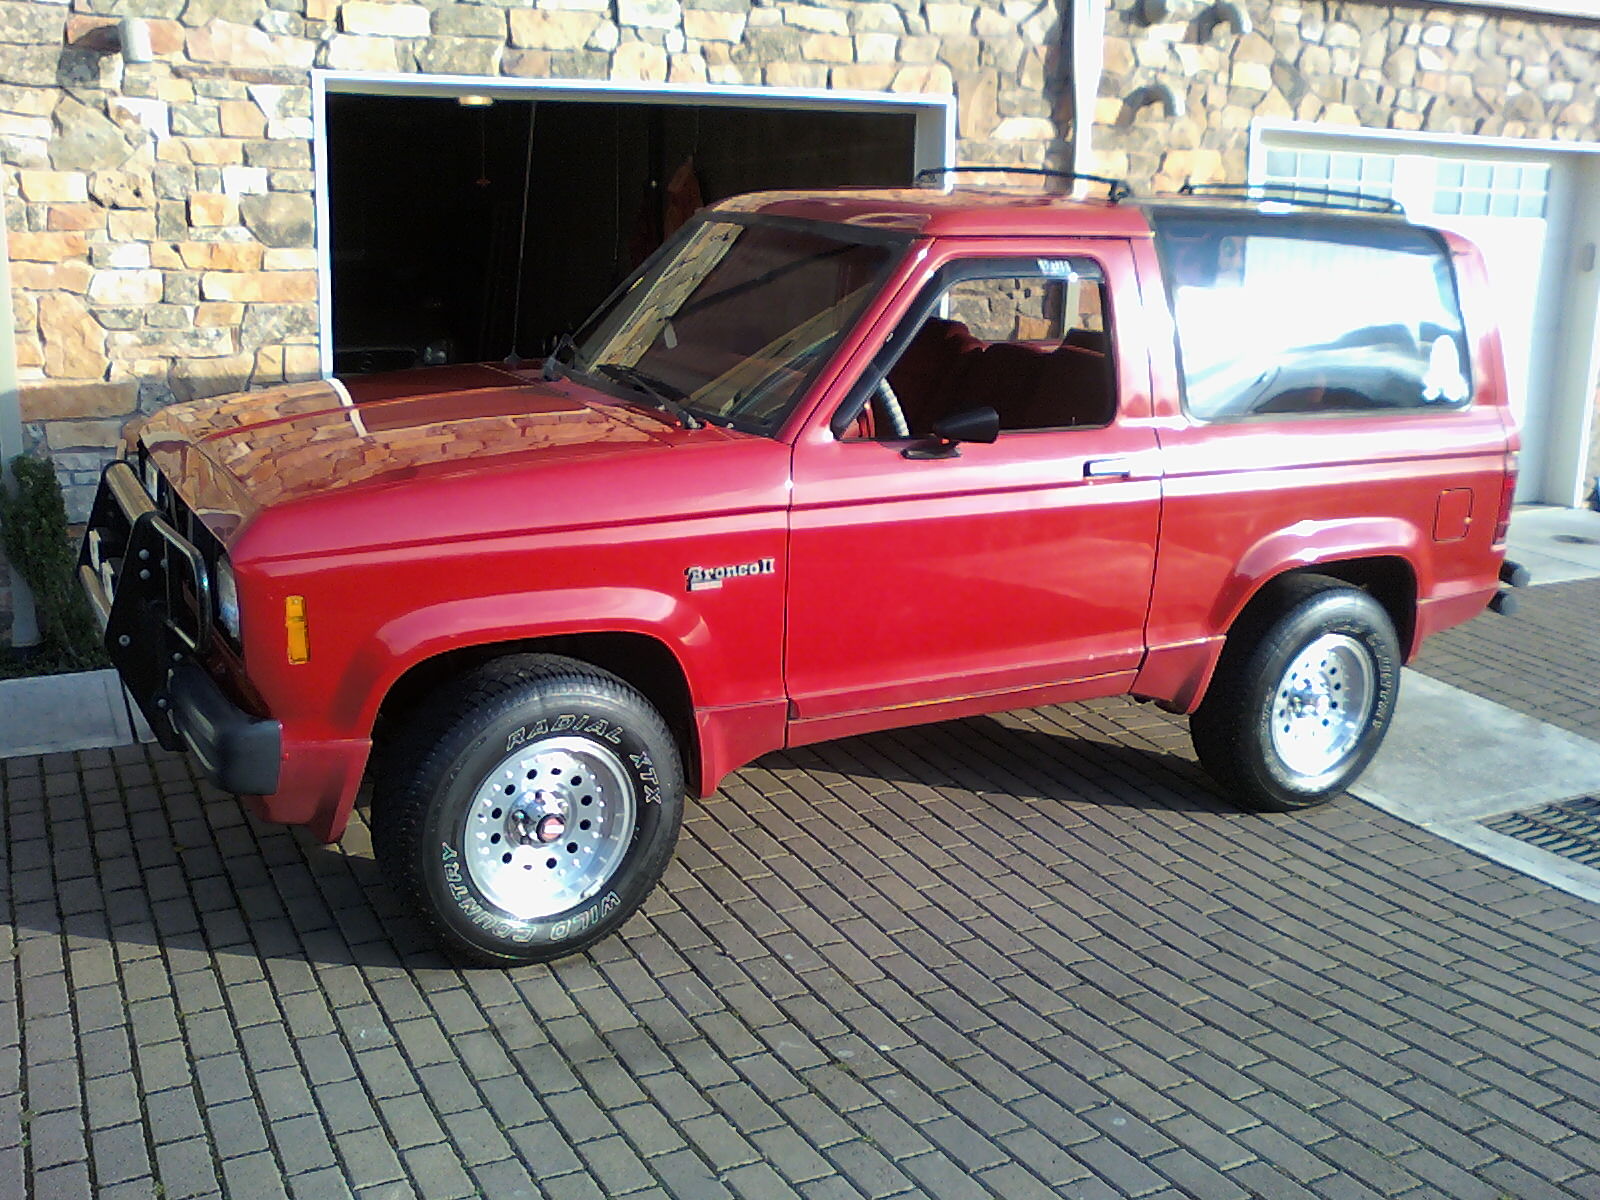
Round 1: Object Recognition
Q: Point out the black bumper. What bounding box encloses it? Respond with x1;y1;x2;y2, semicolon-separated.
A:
79;461;282;796
165;660;282;795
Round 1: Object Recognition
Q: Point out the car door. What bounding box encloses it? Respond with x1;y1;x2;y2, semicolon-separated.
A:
784;237;1163;744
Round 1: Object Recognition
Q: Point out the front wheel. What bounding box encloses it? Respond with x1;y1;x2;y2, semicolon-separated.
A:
1190;576;1400;812
374;655;684;965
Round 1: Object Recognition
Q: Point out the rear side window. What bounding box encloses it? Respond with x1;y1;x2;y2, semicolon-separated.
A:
1152;213;1471;421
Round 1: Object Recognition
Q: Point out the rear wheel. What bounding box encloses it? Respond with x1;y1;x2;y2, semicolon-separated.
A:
1191;576;1400;812
374;655;684;965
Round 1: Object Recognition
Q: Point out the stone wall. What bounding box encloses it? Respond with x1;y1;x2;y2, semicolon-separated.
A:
1089;0;1600;188
1;0;1070;641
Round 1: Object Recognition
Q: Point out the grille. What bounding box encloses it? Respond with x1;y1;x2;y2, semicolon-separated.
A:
132;442;225;646
1484;796;1600;869
137;443;206;551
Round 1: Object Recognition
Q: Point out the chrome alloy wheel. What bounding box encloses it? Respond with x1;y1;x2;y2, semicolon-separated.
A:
461;735;638;919
1269;633;1377;779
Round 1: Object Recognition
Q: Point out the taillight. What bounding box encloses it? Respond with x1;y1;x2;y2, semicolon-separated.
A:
1493;451;1517;543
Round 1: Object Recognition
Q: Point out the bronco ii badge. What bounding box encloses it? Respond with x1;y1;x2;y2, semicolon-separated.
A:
685;557;776;592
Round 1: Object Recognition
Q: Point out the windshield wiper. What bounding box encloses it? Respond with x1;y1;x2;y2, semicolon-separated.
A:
542;332;583;381
594;363;702;430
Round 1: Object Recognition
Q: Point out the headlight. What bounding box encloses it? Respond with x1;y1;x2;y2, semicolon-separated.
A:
216;558;242;643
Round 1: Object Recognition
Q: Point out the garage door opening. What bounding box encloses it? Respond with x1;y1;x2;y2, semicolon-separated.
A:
324;90;925;376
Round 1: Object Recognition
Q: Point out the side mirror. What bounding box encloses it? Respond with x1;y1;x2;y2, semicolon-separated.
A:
903;406;1000;459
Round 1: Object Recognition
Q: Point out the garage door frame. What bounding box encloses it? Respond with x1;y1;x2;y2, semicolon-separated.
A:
311;70;956;378
1248;119;1600;508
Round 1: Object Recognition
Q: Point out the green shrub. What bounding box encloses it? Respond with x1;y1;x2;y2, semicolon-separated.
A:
1;454;108;674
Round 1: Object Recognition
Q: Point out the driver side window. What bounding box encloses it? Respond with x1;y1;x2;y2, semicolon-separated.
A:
844;259;1116;440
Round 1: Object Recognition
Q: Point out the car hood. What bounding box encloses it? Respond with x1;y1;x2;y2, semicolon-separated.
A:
136;363;756;550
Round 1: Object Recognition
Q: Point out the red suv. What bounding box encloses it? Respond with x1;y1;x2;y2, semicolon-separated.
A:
81;176;1522;964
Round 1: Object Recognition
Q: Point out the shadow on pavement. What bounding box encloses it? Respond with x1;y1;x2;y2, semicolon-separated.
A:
778;708;1234;817
10;704;1235;971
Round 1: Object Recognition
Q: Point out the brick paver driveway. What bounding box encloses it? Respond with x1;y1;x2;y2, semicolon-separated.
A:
5;641;1600;1198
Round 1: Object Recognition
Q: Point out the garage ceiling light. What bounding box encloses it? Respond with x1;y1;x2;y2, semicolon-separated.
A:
458;95;495;107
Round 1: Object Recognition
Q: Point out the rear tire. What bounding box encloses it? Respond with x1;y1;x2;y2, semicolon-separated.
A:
374;654;684;966
1191;576;1400;812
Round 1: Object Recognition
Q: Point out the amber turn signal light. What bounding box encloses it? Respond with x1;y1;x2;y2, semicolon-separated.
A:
285;595;310;664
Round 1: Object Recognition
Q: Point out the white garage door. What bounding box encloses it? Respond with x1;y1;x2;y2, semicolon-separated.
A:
1256;133;1570;502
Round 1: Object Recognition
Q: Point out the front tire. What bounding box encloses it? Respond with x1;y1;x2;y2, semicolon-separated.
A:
1191;576;1400;812
374;655;684;966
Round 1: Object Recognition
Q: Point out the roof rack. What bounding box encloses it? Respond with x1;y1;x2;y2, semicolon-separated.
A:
914;166;1133;203
1173;181;1405;216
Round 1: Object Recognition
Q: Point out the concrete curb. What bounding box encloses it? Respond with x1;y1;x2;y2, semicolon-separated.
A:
1508;504;1600;585
1353;669;1600;908
0;667;151;759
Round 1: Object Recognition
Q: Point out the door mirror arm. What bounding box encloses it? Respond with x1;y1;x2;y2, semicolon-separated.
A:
902;406;1000;460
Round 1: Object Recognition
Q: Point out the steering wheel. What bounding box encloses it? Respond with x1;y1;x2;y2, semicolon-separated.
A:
874;377;911;439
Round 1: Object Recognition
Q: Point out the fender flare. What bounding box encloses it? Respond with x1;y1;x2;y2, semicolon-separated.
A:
331;586;710;733
1211;518;1428;638
1140;520;1426;714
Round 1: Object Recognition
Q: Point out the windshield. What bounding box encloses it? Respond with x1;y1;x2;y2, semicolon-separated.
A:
567;215;907;433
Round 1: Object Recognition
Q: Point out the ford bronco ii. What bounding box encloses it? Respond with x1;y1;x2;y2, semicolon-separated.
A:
81;175;1522;964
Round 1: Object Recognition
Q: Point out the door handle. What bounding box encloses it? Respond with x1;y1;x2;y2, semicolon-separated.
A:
1084;458;1133;479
